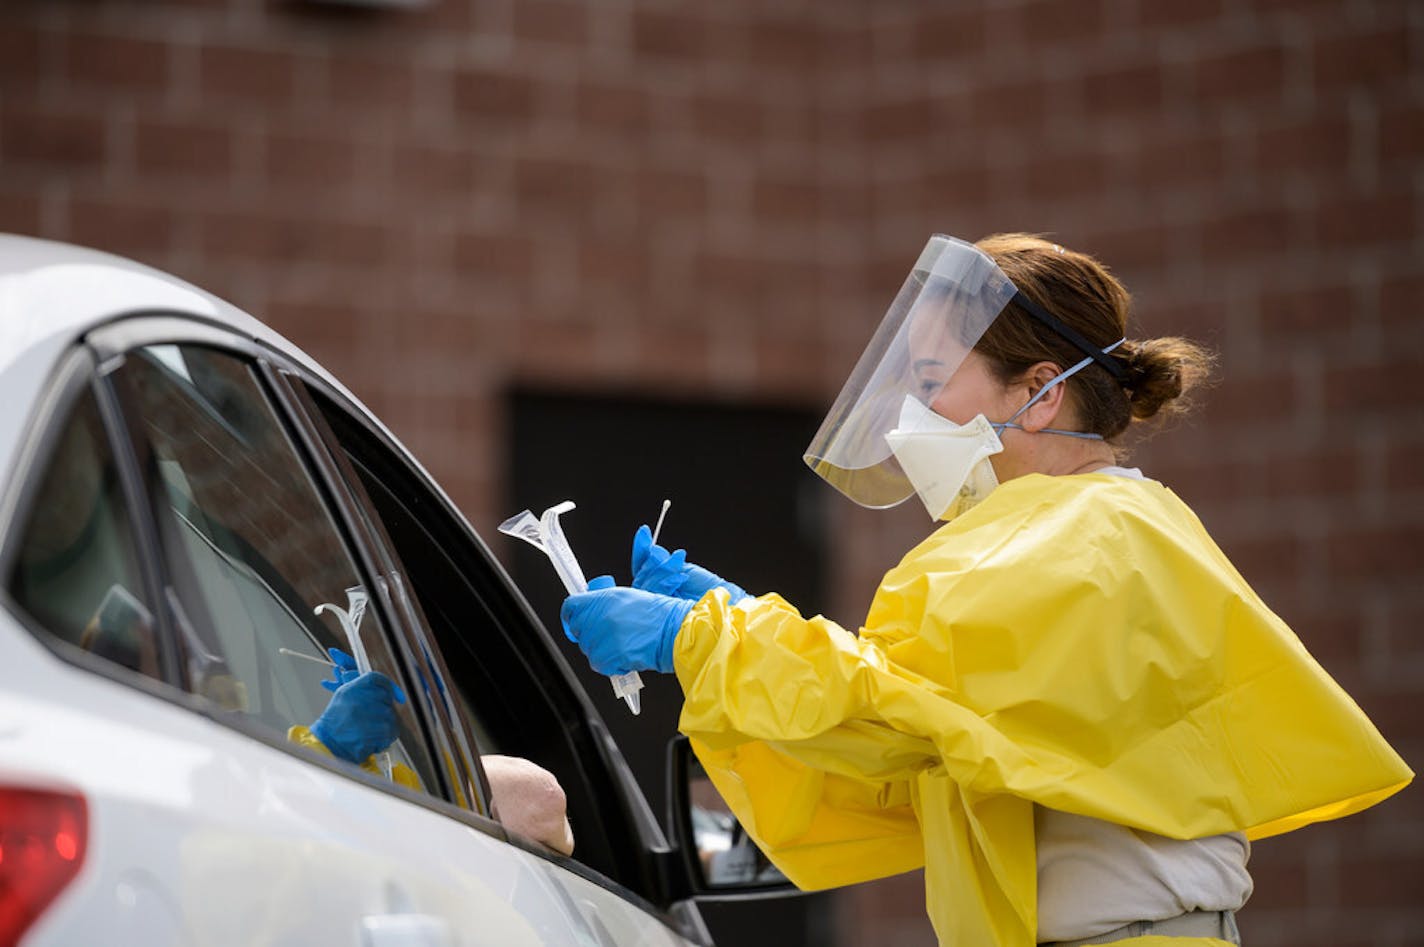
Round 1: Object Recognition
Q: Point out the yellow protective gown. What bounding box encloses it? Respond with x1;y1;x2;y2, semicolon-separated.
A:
672;473;1412;947
288;725;423;790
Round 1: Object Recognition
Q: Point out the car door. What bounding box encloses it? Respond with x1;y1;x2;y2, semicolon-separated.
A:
6;314;691;947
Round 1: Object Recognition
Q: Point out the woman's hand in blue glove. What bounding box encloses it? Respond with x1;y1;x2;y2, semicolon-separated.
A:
561;575;694;676
630;524;747;604
311;670;407;764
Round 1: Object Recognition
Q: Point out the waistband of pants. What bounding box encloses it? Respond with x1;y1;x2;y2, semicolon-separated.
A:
1038;909;1239;947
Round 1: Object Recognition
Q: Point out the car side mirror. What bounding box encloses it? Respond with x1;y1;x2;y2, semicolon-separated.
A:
665;735;796;899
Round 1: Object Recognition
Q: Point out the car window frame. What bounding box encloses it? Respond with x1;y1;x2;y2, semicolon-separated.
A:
0;343;183;693
277;360;693;901
260;364;493;816
73;313;502;823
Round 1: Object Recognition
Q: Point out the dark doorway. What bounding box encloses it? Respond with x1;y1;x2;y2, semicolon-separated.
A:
505;388;836;947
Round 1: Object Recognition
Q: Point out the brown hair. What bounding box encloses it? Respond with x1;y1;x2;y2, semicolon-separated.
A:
972;233;1215;441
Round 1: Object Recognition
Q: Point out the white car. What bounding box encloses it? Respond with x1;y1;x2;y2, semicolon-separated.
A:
0;234;788;946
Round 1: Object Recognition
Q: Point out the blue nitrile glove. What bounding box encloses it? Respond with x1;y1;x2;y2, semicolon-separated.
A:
320;648;407;702
630;524;747;604
320;647;360;692
311;670;407;764
561;574;694;676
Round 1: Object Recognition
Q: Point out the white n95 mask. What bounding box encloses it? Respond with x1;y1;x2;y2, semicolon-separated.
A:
884;395;1003;521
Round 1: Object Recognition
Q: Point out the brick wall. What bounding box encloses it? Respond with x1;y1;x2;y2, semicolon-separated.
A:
3;1;1419;944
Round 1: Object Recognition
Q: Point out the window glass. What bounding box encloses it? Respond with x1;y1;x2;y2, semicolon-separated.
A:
305;384;641;885
118;344;439;794
10;388;163;682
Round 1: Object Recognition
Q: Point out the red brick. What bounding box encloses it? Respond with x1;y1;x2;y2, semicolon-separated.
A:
747;16;816;72
1253;114;1352;177
64;31;170;91
1384;437;1424;492
1257;283;1353;338
1324;358;1421;415
578;241;648;292
1378;102;1424;172
451;67;539;122
199;211;388;268
1192;43;1289;107
510;0;590;46
1313;191;1416;249
390;143;500;196
453;232;534;283
693;92;762;143
0;24;49;85
1077;223;1172;272
631;10;708;61
1135;0;1226;29
264;129;359;188
1219;533;1305;586
817;21;871;72
513;157;594;218
1083;61;1164;115
1314;28;1411;93
1384;597;1424;661
1;105;106;170
200;43;300;106
1338;854;1418;905
577;81;650;137
134;118;234;179
1133;132;1228;188
325;54;414;110
1014;0;1106;45
0;190;42;234
1199;369;1296;424
863;97;934;141
969;76;1049;129
1199;205;1304;260
1378;273;1423;334
1324;523;1424;582
1242;849;1310;909
1261;448;1362;501
909;9;988;61
635;168;707;217
67;197;175;256
1010;151;1107;203
752;178;820;223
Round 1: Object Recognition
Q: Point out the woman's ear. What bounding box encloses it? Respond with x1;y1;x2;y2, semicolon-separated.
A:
1014;361;1068;432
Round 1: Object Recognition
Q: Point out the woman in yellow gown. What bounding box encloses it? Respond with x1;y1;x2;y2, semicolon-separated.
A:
561;234;1412;946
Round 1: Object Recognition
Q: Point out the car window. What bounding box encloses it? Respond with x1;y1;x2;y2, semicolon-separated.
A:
10;386;164;683
302;382;650;888
113;343;442;795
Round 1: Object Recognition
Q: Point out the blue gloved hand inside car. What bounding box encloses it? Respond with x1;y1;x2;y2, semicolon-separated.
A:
320;647;361;692
311;670;407;764
630;524;747;604
561;575;694;676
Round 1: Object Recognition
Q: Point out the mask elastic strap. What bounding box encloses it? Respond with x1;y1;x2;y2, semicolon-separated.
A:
992;339;1126;441
1012;291;1129;384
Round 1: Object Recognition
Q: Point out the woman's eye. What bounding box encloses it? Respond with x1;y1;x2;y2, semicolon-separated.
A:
918;379;941;398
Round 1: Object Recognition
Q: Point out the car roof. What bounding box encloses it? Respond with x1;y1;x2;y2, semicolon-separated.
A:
0;233;375;484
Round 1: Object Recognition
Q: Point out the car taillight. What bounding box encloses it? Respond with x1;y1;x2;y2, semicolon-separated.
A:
0;787;87;945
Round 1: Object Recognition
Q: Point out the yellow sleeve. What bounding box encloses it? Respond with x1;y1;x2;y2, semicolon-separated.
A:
674;592;934;888
287;725;422;791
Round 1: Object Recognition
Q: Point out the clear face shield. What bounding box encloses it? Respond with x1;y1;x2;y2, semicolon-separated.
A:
803;235;1019;510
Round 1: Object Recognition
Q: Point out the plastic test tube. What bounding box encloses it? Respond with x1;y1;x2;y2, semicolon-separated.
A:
499;502;644;715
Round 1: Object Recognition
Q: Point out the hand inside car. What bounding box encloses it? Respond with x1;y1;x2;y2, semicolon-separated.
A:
484;754;575;856
311;669;406;764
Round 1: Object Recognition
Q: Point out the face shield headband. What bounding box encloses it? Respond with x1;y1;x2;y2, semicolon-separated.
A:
804;235;1127;510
